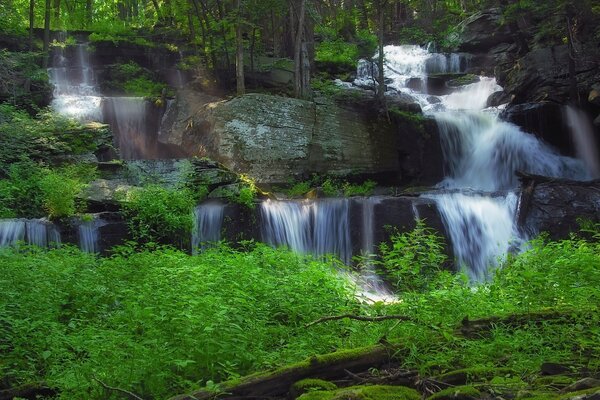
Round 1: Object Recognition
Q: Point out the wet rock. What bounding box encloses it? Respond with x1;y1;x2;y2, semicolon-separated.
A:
208;183;243;199
517;178;600;240
502;44;600;105
81;179;136;212
486;90;510;108
406;77;425;91
457;8;512;53
386;92;422;113
595;114;600;127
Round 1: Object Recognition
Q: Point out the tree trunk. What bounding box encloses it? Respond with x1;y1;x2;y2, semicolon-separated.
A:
29;0;35;51
293;0;307;98
235;0;245;95
43;0;51;68
86;0;93;26
53;0;60;27
376;2;386;107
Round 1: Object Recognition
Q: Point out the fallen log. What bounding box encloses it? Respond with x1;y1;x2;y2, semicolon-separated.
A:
169;344;402;400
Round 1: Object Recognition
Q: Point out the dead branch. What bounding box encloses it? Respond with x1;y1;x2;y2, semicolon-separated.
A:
92;376;145;400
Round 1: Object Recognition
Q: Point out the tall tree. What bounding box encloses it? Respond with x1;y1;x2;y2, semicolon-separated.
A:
43;0;51;68
235;0;245;95
29;0;35;50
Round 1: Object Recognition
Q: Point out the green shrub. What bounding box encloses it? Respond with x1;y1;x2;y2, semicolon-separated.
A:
121;185;196;245
316;40;359;71
379;220;449;292
343;180;376;197
106;61;166;99
39;171;85;219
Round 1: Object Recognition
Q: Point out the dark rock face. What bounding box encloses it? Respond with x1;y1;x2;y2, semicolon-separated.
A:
500;102;575;156
457;9;513;53
393;114;445;186
517;177;600;240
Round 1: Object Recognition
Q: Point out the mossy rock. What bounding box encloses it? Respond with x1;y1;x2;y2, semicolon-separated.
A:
515;390;560;399
298;385;420;400
557;387;600;399
447;74;480;88
435;367;514;385
428;385;481;400
291;379;337;399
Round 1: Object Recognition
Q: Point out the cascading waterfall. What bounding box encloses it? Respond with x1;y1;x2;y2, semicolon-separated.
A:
192;202;225;254
260;199;352;264
363;45;590;278
48;40;168;159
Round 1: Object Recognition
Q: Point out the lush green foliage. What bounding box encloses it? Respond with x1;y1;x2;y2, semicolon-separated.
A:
0;104;109;173
104;61;167;99
0;162;96;219
0;50;50;111
121;185;196;245
378;219;450;292
0;244;354;399
284;175;377;198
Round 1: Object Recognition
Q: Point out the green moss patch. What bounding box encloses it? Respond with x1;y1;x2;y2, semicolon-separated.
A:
298;385;420;400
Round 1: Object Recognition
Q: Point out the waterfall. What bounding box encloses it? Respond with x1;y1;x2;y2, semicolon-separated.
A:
104;97;150;160
78;218;105;253
260;199;351;264
0;219;61;248
48;43;103;122
378;45;590;278
565;105;600;179
192;202;225;254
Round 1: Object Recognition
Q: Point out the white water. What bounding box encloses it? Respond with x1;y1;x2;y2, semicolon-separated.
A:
0;220;25;247
48;43;103;121
358;45;590;278
260;199;352;264
192;202;225;254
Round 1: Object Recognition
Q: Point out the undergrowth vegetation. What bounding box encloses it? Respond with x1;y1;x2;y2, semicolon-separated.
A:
1;226;599;399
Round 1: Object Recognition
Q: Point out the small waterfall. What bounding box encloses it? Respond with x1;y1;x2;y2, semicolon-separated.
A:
260;199;351;264
48;43;103;122
26;220;61;248
192;202;225;254
0;219;61;248
355;197;395;302
104;97;150;160
78;218;105;253
426;192;520;280
0;220;25;247
565;105;600;179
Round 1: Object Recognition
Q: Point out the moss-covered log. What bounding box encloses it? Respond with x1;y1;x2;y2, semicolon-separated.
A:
170;344;401;400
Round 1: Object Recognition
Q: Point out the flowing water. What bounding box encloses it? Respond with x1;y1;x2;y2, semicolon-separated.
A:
356;45;590;279
78;217;105;253
48;41;165;159
565;105;600;179
260;199;352;264
192;202;225;254
0;219;61;248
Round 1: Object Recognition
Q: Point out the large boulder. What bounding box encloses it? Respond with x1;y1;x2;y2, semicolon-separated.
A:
160;92;399;184
457;8;513;53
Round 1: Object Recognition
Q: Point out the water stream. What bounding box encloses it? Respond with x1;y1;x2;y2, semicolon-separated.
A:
0;219;61;248
192;202;225;254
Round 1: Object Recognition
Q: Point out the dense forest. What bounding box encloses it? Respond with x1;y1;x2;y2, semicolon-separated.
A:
1;0;600;399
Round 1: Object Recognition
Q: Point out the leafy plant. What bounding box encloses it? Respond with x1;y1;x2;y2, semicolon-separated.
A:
121;185;196;245
379;219;449;292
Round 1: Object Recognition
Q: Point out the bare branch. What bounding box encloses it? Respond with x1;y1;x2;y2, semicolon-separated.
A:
92;376;145;400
